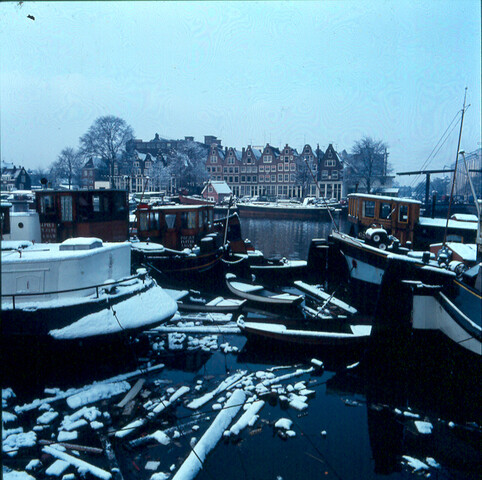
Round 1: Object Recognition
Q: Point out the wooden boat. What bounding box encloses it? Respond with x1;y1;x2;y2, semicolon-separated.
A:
347;193;478;250
132;202;226;279
237;318;372;346
225;273;303;306
321;94;482;356
131;241;224;279
164;287;247;313
35;189;129;242
1;238;177;340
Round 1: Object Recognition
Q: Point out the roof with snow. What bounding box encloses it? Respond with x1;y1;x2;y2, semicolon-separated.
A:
207;181;232;195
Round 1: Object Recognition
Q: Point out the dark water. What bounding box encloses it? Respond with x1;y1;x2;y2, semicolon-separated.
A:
3;216;481;480
238;216;344;261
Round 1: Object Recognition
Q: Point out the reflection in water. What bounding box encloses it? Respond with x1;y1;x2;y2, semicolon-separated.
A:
239;216;344;260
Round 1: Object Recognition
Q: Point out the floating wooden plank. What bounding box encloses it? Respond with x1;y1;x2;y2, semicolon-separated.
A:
117;378;145;408
39;439;103;455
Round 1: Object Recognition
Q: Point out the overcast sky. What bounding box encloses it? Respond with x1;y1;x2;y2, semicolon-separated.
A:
1;1;480;186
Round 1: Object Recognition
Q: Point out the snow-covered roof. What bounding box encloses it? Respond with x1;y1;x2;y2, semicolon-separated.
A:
450;213;478;222
209;181;232;195
348;193;421;205
446;242;477;262
418;217;478;230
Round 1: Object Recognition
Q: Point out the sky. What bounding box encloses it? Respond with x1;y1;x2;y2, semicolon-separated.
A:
1;1;480;187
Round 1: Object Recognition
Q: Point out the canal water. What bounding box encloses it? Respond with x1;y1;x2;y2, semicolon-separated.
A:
238;215;343;261
3;216;481;480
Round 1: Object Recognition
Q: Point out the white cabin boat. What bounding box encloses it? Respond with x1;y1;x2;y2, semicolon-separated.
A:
1;238;177;339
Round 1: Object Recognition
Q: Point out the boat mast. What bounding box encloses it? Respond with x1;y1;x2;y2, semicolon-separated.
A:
443;88;468;246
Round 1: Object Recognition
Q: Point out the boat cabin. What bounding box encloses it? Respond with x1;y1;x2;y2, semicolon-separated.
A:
35;190;129;243
347;193;421;245
136;203;215;250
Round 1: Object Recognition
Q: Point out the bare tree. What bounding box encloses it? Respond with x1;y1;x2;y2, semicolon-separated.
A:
50;147;83;188
346;137;390;194
79;116;134;180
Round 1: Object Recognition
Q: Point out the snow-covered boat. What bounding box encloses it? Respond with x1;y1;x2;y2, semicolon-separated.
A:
225;273;303;307
164;287;247;313
1;238;177;340
237;318;372;346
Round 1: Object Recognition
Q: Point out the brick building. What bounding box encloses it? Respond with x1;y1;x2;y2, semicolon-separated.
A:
205;142;344;200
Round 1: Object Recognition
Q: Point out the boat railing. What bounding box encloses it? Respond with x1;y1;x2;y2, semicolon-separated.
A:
2;271;147;310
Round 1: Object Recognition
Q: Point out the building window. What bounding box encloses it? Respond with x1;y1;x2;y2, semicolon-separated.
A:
278;164;283;171
332;171;338;179
284;164;289;171
241;167;246;173
264;155;272;163
271;174;276;182
259;166;264;172
271;165;276;172
234;176;239;183
290;163;295;171
211;156;217;163
278;174;283;182
322;170;328;179
290;174;295;182
235;167;239;173
284;174;289;182
325;159;336;167
241;176;245;183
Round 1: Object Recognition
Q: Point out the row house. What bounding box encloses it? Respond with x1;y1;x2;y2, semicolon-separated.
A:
317;144;343;200
111;151;164;193
1;164;32;191
205;142;344;200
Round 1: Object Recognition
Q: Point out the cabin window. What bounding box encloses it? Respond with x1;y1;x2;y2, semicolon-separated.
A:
149;212;160;230
93;195;101;212
165;214;176;229
40;195;55;215
447;234;462;242
139;212;148;231
60;196;73;222
380;203;392;219
398;205;409;223
181;211;196;229
363;201;375;218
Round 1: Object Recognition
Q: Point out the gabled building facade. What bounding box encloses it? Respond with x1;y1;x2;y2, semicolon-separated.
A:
1;164;31;191
317;144;344;200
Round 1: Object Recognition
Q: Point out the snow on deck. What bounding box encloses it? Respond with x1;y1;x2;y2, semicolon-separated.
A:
49;283;177;339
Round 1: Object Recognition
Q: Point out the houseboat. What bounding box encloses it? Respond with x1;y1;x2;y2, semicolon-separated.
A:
1;238;177;340
347;193;478;250
35;189;129;243
131;202;226;280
